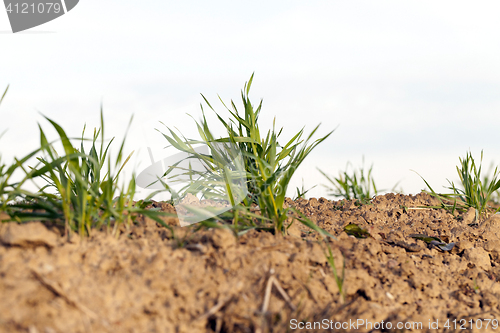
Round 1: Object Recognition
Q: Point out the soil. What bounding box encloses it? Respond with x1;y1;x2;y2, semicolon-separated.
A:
2;193;500;333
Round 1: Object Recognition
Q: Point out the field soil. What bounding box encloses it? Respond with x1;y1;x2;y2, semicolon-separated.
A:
2;193;500;333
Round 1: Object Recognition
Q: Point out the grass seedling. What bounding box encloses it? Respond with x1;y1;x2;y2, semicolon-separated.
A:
8;108;171;238
449;150;500;215
159;74;335;237
415;150;500;218
318;157;380;204
27;110;133;236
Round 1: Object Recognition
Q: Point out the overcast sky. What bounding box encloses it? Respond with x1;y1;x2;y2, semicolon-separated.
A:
1;0;500;199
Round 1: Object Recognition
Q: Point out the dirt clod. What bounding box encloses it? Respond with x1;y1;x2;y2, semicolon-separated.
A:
463;247;492;271
0;222;57;248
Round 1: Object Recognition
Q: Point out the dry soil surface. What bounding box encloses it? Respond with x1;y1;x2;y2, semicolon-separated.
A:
2;193;500;333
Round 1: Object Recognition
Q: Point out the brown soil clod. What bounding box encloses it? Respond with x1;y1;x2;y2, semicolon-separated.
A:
0;222;57;248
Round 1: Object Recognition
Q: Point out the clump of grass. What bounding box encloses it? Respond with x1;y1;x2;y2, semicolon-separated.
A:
18;111;170;238
1;86;169;237
415;150;500;218
159;74;335;237
318;157;380;204
29;110;136;237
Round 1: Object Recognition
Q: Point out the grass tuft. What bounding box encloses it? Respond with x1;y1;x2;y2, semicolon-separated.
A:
415;150;500;218
1;86;171;238
159;74;335;237
318;157;400;204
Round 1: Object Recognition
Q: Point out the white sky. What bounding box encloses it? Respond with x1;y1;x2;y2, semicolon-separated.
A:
1;0;500;199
